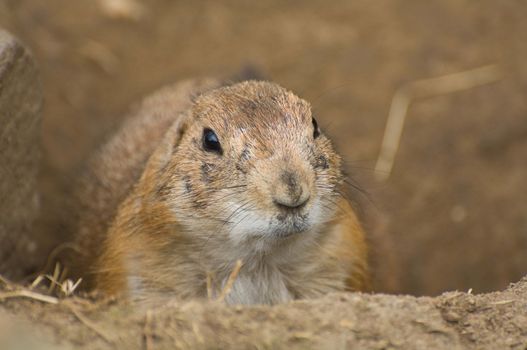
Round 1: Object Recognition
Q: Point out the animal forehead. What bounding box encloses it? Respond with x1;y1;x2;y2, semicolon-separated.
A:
195;82;312;126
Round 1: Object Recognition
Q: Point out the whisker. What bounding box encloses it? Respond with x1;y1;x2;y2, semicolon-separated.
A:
197;198;255;263
226;203;258;238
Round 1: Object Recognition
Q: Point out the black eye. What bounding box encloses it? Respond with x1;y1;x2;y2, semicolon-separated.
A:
203;128;222;154
312;117;320;139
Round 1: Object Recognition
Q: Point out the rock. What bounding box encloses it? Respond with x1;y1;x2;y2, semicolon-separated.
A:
0;30;42;279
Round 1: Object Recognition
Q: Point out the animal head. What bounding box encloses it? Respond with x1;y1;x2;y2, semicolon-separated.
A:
154;81;344;252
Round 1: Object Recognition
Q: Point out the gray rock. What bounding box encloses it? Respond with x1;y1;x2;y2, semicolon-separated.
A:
0;29;42;279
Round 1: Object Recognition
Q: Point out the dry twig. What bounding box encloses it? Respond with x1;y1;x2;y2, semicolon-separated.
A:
374;64;502;181
217;259;243;302
0;274;13;288
144;309;155;350
0;289;59;304
39;242;83;278
490;299;515;306
66;303;114;344
59;278;83;297
30;262;83;298
48;262;61;294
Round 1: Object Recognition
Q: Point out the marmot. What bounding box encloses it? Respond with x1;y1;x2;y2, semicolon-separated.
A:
72;78;370;305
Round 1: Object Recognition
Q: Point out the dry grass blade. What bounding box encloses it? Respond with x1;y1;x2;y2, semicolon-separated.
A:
33;274;83;296
0;274;13;288
38;242;83;279
59;265;69;283
60;278;83;297
0;289;59;304
374;64;502;181
217;259;243;302
31;260;82;297
144;309;154;350
48;262;61;294
30;275;46;290
67;303;114;344
490;299;515;306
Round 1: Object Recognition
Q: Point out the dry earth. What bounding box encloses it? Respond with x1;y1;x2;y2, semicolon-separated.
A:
1;278;527;349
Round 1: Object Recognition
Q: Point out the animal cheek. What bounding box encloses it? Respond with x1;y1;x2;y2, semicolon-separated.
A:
183;176;193;194
236;163;248;175
200;162;215;183
192;200;208;210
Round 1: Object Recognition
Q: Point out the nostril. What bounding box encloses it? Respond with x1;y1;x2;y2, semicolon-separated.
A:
273;170;311;210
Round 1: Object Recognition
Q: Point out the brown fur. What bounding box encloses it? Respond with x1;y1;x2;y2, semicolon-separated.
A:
73;79;371;305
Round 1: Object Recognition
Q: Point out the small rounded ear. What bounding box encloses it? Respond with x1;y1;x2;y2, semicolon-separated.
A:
145;110;192;175
168;110;191;152
143;112;190;177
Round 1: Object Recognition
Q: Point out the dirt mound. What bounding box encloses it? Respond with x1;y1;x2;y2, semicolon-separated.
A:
1;277;526;349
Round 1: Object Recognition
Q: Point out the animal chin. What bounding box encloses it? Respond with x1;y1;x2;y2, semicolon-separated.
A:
269;216;312;238
223;202;318;246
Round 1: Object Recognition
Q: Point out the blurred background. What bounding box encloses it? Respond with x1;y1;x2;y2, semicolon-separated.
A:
1;0;525;296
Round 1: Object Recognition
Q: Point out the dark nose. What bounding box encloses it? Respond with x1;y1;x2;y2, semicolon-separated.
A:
272;171;310;209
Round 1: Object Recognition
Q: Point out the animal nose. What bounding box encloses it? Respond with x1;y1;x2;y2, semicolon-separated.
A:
272;171;310;209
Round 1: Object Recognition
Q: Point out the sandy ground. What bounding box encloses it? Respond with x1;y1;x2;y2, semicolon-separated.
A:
1;277;526;349
1;0;527;348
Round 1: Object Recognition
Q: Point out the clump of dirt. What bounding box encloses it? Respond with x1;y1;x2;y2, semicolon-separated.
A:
1;277;526;349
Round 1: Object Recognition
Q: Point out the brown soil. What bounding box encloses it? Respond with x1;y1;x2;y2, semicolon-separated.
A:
2;278;527;349
1;0;526;348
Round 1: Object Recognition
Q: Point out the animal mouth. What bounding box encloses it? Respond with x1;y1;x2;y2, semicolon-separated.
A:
273;199;309;212
272;212;311;237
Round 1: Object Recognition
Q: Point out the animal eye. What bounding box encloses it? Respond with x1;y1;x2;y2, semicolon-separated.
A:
202;128;222;154
312;117;320;139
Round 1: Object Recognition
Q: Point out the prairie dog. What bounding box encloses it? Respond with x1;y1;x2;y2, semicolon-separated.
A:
73;79;370;305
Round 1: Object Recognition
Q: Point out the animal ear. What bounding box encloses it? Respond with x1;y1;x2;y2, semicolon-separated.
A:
148;110;192;172
169;110;191;151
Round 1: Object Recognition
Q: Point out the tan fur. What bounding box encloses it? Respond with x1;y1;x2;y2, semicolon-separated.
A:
74;79;371;305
